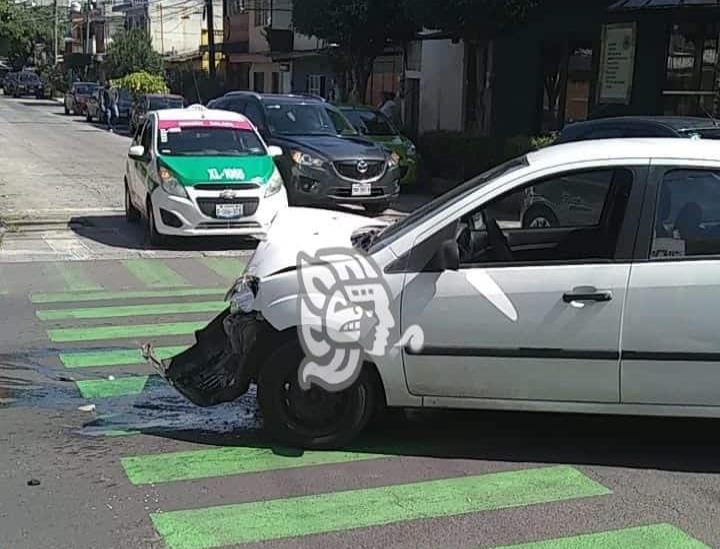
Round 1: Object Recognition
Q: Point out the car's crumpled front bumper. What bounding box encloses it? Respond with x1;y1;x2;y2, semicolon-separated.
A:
143;309;265;407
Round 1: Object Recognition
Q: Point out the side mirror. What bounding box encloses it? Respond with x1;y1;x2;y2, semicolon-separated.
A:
267;145;283;158
128;145;145;159
425;238;460;272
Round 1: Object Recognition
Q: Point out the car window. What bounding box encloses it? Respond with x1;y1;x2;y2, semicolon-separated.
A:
456;168;632;266
222;97;245;113
343;109;397;136
148;96;183;110
141;119;153;153
243;101;265;128
651;169;720;259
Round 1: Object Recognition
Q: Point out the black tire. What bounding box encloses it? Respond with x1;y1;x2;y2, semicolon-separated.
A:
522;205;559;229
258;339;381;449
125;181;140;223
145;198;165;246
364;201;391;215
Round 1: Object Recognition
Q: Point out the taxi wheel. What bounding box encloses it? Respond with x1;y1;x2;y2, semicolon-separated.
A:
124;182;140;223
258;339;381;449
145;198;165;246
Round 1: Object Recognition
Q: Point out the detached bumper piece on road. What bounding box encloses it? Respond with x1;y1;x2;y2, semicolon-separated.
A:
144;309;261;407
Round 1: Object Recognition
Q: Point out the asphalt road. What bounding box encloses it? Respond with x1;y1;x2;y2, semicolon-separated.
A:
2;96;720;549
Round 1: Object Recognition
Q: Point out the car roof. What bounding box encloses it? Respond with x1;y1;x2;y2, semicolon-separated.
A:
564;116;720;133
527;138;720;170
153;106;252;124
223;91;326;104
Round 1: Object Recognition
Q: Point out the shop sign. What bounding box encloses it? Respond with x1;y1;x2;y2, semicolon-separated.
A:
598;22;637;104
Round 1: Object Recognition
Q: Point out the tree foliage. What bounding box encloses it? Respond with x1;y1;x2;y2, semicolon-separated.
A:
106;28;163;79
0;0;65;69
112;71;168;97
293;0;420;103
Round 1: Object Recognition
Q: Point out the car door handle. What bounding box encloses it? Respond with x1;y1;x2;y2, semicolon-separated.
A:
563;289;613;303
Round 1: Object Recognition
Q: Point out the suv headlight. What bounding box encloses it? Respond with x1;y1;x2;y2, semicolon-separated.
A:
264;169;284;198
227;275;259;314
292;150;325;168
159;166;188;198
388;151;401;168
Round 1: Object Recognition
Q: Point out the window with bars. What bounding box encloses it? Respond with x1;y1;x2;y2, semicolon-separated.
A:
254;0;270;27
306;74;326;97
228;0;247;17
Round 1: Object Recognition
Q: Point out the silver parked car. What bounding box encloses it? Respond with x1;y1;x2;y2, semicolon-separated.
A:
147;138;720;448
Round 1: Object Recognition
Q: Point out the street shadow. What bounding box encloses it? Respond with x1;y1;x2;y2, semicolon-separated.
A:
19;100;63;107
68;214;259;252
71;118;133;138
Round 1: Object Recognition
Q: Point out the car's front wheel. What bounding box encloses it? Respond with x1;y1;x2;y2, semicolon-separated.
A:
145;198;165;246
258;339;382;449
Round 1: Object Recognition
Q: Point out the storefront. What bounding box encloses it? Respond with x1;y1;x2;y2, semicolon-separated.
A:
490;0;720;137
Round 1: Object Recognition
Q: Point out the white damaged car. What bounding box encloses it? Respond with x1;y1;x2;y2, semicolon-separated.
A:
147;139;720;448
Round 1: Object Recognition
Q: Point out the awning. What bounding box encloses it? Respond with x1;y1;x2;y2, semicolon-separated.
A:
610;0;720;9
228;53;271;64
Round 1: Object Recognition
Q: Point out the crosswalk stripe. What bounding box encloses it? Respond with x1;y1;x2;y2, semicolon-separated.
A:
60;346;186;368
490;523;710;549
76;375;150;399
122;447;389;485
53;263;103;292
200;257;247;281
31;288;226;304
37;301;226;321
150;466;610;549
122;259;190;288
48;321;207;343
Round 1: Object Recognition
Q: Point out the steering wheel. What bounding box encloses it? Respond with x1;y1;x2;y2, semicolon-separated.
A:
486;218;513;261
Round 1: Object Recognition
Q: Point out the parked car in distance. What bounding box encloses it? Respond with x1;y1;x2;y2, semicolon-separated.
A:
0;64;11;91
124;106;288;244
86;87;133;124
64;82;99;115
211;92;402;213
150;138;720;448
521;117;720;229
5;71;44;98
130;93;184;134
338;104;419;185
2;72;17;94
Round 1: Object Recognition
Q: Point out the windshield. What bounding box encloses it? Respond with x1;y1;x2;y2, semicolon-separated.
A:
343;109;398;136
149;97;184;110
682;128;720;140
158;126;266;157
264;102;357;136
74;84;97;95
366;156;530;252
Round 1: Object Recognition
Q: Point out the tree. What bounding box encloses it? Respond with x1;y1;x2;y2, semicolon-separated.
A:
0;0;65;69
106;28;163;79
293;0;420;103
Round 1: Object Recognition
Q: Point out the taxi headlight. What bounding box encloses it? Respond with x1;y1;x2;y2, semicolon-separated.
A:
227;275;259;314
159;166;188;198
264;169;284;198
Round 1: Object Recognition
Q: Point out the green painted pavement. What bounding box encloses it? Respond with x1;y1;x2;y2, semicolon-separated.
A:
122;447;389;485
48;321;207;343
122;259;191;288
37;301;226;321
31;288;225;304
53;263;103;292
76;376;150;399
60;346;186;368
150;465;610;549
491;523;711;549
201;257;246;281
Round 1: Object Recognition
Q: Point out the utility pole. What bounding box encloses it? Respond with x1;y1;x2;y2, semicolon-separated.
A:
159;3;164;54
53;0;58;65
206;0;216;77
85;1;91;55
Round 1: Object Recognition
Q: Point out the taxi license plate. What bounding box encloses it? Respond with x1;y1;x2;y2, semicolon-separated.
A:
216;204;244;219
351;183;372;197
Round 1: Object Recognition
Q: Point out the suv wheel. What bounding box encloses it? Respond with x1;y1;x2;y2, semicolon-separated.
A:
258;339;381;449
522;206;558;229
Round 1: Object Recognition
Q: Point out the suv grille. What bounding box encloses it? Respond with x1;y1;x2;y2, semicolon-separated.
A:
196;197;259;218
330;187;385;198
334;160;385;181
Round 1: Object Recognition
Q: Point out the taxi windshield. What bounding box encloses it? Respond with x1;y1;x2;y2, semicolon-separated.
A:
158;126;266;157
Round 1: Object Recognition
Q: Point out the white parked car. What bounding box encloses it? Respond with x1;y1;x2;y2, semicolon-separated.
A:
147;138;720;447
124;106;288;244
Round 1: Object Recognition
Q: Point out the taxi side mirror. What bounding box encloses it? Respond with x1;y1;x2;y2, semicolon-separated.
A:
128;145;145;159
267;145;283;158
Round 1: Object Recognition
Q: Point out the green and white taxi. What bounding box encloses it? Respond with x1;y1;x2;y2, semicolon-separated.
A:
124;105;287;243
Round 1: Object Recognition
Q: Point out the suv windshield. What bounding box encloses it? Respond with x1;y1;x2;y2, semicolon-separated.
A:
264;101;357;136
158;126;266;157
149;97;183;110
343;109;397;136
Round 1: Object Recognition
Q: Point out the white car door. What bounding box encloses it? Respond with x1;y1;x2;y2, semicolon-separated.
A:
622;164;720;406
401;166;646;403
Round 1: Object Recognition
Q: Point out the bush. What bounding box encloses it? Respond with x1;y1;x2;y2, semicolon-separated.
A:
417;131;555;181
112;71;168;98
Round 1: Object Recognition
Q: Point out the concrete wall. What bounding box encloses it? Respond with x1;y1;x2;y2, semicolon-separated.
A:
418;39;465;133
148;0;221;57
